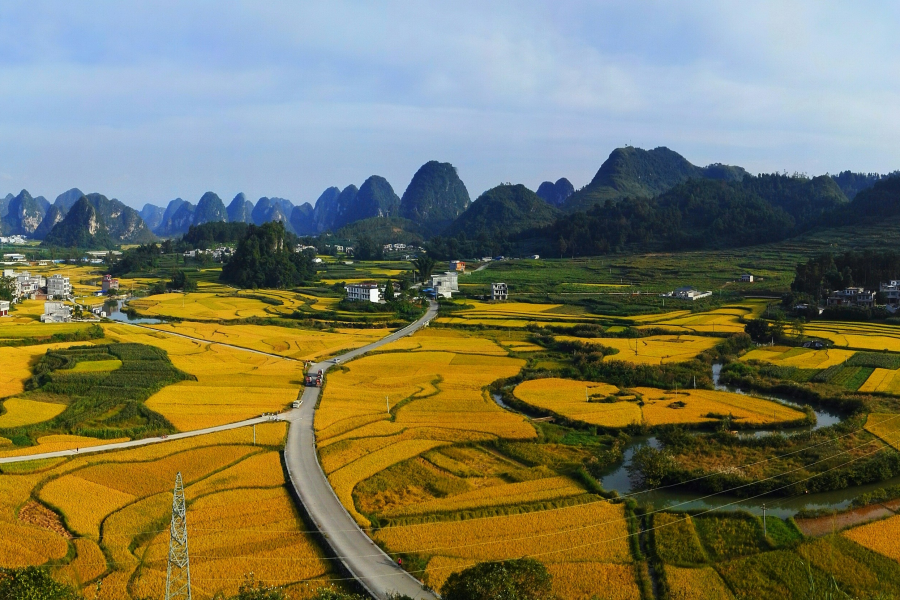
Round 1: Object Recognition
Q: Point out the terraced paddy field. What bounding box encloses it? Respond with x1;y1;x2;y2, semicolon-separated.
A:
513;378;805;429
557;334;721;365
0;424;339;599
316;329;534;526
146;321;389;361
802;321;900;352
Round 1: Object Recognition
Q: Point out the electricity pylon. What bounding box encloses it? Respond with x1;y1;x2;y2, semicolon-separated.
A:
165;472;192;600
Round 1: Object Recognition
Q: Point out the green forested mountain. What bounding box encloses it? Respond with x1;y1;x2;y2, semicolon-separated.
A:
139;203;165;230
336;216;427;246
831;170;900;199
536;178;574;206
332;175;400;230
824;176;900;224
290;202;315;235
220;221;316;288
562;146;748;212
155;198;194;236
428;184;560;257
193;192;228;225
42;197;116;248
399;161;470;234
545;178;796;256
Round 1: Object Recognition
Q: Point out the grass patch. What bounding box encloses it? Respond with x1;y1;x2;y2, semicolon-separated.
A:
694;513;768;561
847;351;900;370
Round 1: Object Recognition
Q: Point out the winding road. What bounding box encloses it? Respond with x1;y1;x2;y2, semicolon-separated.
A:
2;301;440;598
283;300;440;600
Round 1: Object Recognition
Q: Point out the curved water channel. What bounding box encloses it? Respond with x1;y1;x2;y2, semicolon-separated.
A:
500;366;900;517
104;299;162;324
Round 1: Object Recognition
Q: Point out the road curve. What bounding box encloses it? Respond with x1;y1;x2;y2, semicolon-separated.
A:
283;301;440;600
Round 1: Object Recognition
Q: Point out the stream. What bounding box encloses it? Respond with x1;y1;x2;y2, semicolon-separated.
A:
498;366;900;517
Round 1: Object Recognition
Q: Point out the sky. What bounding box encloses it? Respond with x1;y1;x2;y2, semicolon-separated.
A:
1;1;898;210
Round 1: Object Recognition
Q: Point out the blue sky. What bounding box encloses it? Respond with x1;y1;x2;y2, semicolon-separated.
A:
1;1;898;209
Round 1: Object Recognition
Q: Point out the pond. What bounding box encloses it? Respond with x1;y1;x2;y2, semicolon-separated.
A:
103;299;162;324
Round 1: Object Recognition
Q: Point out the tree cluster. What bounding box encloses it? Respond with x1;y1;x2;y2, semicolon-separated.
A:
220;221;316;289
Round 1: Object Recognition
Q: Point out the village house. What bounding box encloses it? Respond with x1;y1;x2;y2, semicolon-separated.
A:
827;287;875;308
101;274;120;293
47;274;71;300
449;260;466;272
672;286;713;301
345;282;383;303
40;301;72;323
491;282;508;301
0;300;9;317
880;281;900;307
430;271;459;299
741;273;754;282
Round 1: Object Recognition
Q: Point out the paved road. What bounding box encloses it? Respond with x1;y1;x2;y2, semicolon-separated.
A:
283;301;440;600
0;414;276;464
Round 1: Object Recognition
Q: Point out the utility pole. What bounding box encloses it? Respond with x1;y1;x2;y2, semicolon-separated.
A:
386;395;390;414
165;472;192;600
762;504;767;538
253;424;256;445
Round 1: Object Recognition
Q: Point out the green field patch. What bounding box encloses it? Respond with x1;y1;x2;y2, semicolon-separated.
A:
847;351;900;370
694;513;768;561
69;359;123;373
654;513;708;566
715;549;831;600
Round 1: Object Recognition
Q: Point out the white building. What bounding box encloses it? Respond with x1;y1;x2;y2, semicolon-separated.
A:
673;286;713;301
15;272;43;298
491;282;508;301
40;302;72;323
0;300;9;317
345;283;383;302
881;281;900;306
3;253;26;262
430;271;459;298
740;274;754;283
47;275;71;299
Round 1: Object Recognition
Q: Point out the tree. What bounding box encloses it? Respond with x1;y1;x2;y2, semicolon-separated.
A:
169;269;197;292
412;254;436;283
744;319;771;343
354;235;383;260
0;567;81;600
441;558;552;600
383;279;395;302
0;276;14;302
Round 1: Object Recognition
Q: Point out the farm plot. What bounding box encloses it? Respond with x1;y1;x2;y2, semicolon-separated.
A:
802;321;900;352
0;342;89;398
147;321;388;361
557;335;721;365
128;292;294;320
0;398;66;428
513;378;804;429
374;501;640;599
0;423;334;599
644;307;750;334
741;346;855;370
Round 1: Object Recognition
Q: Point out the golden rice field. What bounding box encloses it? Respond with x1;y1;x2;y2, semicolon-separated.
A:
147;321;388;361
375;501;638;597
513;378;804;428
664;566;734;600
128;292;302;321
0;319;93;339
0;341;88;398
741;346;855;369
514;379;641;427
0;422;332;599
863;413;900;450
800;321;900;352
859;368;900;394
317;329;534;525
382;475;586;517
557;334;721;365
843;513;900;563
0;398;66;428
104;324;302;429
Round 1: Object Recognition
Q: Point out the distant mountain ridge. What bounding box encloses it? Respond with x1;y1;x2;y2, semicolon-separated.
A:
562;146;749;212
536;178;574;207
42;193;154;248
